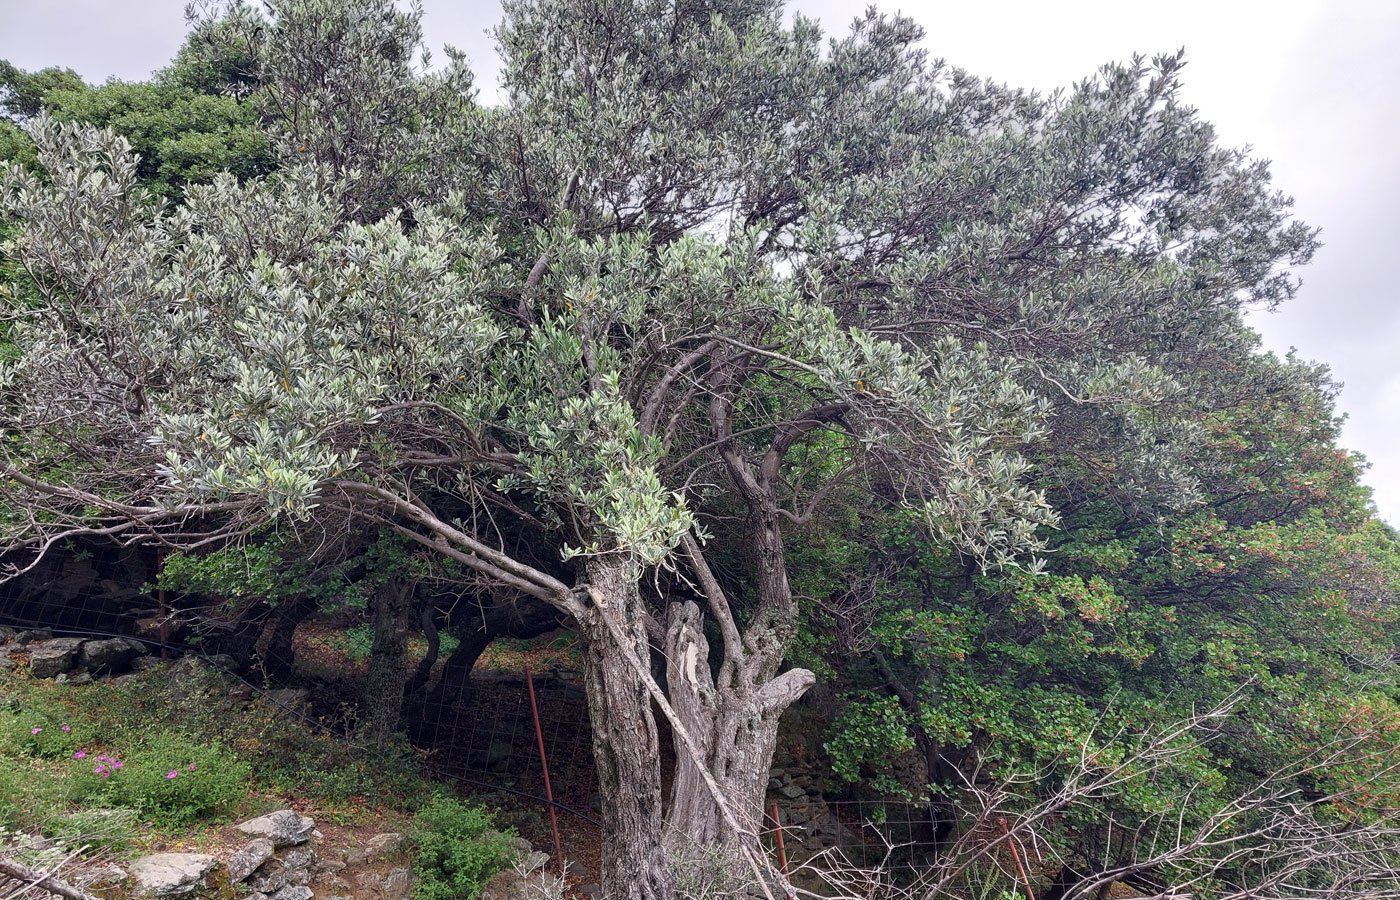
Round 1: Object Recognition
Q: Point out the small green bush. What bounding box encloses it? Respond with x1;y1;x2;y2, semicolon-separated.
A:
69;732;249;827
409;795;517;900
0;704;91;760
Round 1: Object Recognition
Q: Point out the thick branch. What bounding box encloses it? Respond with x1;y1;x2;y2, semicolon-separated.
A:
679;532;745;687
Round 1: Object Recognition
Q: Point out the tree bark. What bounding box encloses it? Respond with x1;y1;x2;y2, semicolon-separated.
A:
261;593;317;683
659;504;815;887
663;602;813;868
578;554;675;900
361;578;416;745
402;603;441;700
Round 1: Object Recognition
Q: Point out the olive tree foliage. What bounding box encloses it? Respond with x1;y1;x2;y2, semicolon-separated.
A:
182;0;479;220
1;0;1316;897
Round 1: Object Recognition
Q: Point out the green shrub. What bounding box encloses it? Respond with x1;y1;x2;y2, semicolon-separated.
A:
409;795;517;900
0;703;91;760
69;733;249;827
233;698;429;808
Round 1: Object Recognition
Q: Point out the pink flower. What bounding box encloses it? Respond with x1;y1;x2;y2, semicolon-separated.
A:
187;763;197;772
166;771;179;779
30;727;42;735
73;750;87;759
113;760;123;769
60;724;71;733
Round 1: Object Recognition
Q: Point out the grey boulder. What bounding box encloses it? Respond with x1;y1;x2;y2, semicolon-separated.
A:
78;637;146;673
28;638;86;678
270;887;314;900
129;853;219;897
236;810;316;848
226;838;276;882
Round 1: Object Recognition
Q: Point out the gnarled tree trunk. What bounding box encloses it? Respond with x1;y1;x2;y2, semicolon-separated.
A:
579;554;675;900
659;512;815;886
262;593;317;683
662;600;813;869
362;578;416;745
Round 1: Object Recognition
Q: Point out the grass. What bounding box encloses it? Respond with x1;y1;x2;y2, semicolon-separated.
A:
0;634;537;899
0;655;435;857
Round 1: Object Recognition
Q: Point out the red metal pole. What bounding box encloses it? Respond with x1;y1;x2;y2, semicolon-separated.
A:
772;803;793;900
998;817;1036;900
525;666;566;875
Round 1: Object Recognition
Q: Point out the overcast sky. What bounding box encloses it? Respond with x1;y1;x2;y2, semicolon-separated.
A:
3;0;1397;523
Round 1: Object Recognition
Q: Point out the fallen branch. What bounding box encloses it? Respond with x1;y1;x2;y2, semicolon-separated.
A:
0;850;102;900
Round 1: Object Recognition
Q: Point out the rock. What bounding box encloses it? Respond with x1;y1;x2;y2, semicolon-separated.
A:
236;810;316;848
246;861;288;894
521;851;550;873
363;831;404;860
262;688;310;711
281;847;316;885
481;868;534;900
357;868;412;900
15;629;53;645
0;657;16;671
269;887;313;900
779;784;805;800
348;831;403;864
381;868;413;900
129;853;219;897
131;656;164;671
28;637;87;678
68;671;94;685
78;637;146;673
226;838;276;882
315;874;351;892
768;776;783;791
203;653;236;671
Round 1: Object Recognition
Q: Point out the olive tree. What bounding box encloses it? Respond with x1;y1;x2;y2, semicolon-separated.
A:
1;0;1314;897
